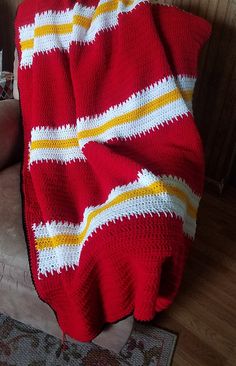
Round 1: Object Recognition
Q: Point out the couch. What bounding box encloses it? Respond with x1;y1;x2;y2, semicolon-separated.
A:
0;91;75;341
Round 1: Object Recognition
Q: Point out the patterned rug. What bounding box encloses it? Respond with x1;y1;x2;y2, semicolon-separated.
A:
0;313;177;365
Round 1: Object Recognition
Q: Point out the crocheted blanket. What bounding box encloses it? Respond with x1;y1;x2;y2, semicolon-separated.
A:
15;0;211;342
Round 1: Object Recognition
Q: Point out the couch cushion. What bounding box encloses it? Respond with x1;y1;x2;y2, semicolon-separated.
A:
0;163;34;289
0;99;22;170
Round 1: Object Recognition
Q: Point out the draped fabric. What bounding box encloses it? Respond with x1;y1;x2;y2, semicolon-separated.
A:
15;0;211;341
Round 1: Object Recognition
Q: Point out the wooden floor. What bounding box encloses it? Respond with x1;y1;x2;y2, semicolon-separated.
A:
153;185;236;366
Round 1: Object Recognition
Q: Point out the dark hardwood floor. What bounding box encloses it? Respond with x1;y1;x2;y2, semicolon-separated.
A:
153;185;236;366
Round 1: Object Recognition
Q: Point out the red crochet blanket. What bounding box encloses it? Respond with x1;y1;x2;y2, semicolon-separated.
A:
15;0;211;342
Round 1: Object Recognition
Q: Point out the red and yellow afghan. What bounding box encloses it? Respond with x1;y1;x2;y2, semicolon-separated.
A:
15;0;211;342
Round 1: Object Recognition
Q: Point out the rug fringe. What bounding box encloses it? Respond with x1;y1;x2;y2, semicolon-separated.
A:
61;331;68;351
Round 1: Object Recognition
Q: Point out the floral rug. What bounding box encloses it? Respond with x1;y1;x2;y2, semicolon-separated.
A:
0;313;177;365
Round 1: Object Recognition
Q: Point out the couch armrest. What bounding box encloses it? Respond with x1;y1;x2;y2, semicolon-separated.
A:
0;99;23;171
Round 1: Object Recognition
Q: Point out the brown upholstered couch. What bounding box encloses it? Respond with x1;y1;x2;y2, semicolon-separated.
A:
0;72;69;341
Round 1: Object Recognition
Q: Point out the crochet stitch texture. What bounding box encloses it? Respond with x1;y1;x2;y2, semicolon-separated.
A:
15;0;212;341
